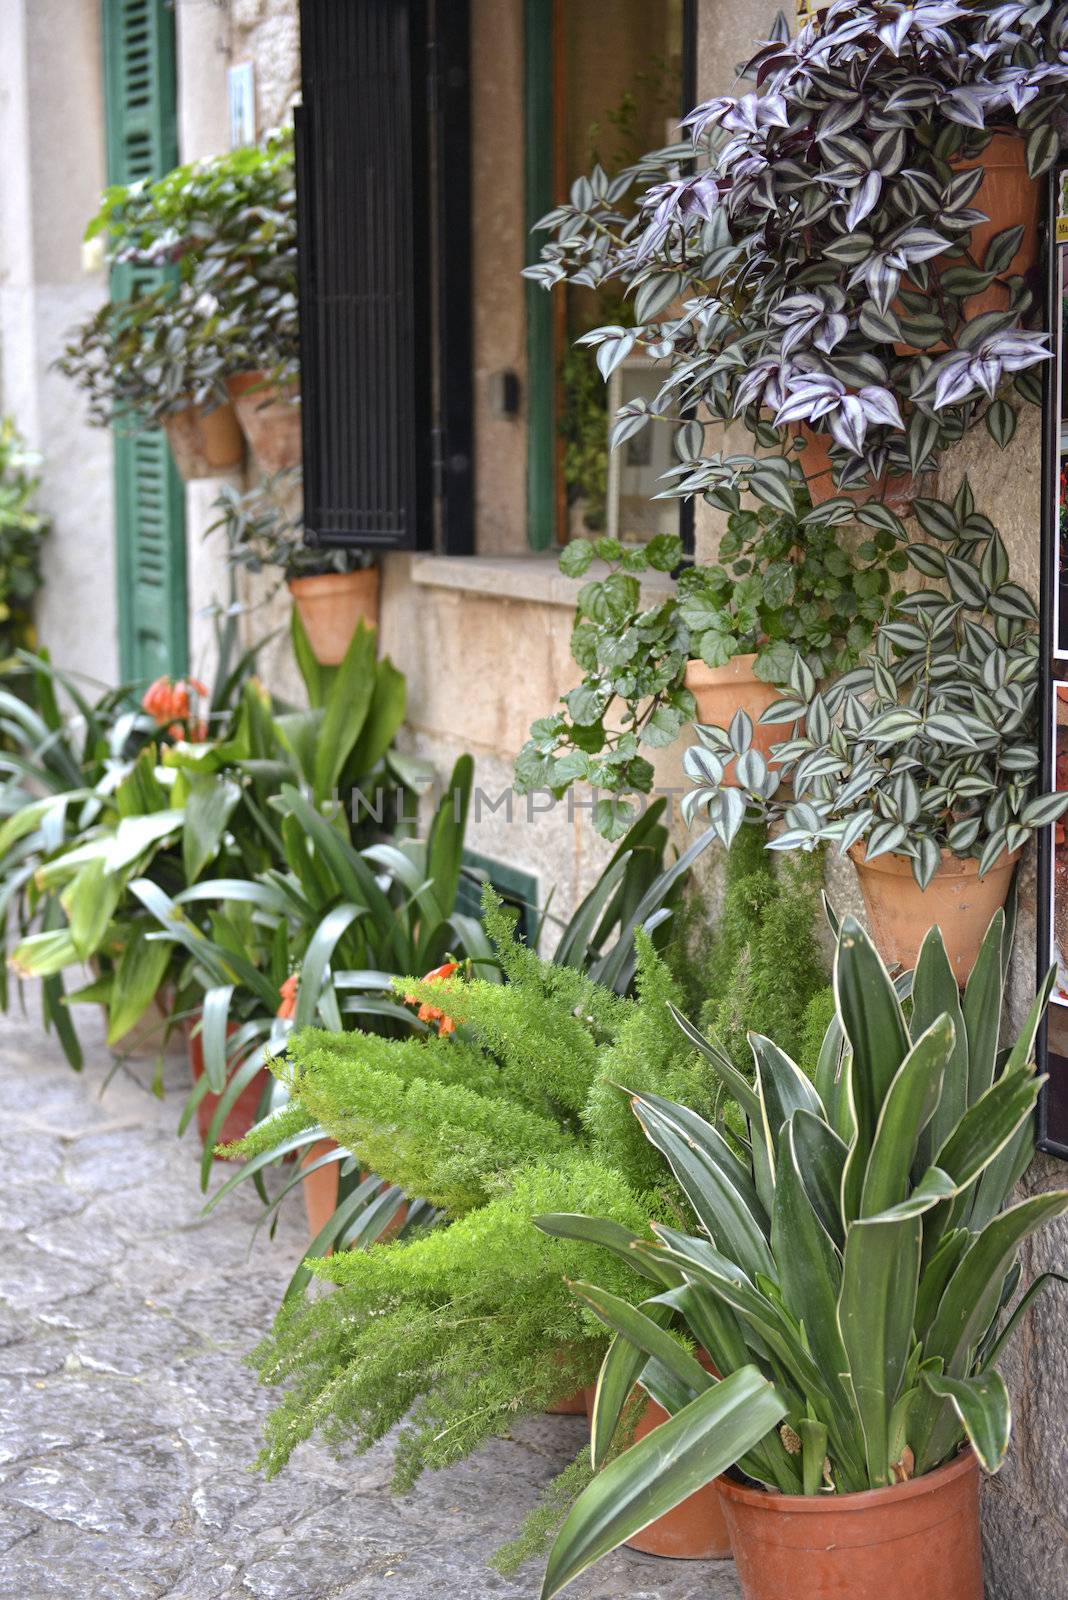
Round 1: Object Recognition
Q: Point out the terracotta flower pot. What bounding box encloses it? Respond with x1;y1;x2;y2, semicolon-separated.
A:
163;400;244;480
300;1136;408;1248
719;1449;983;1600
186;1015;267;1148
288;568;380;665
226;370;302;473
797;424;916;512
623;1390;733;1559
848;842;1022;984
895;134;1039;354
685;655;789;785
546;1388;593;1417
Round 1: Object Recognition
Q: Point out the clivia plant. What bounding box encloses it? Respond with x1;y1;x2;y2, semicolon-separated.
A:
534;911;1068;1600
525;0;1063;508
681;478;1068;961
515;492;906;840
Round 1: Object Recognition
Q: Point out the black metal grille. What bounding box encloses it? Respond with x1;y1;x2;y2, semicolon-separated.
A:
297;0;432;549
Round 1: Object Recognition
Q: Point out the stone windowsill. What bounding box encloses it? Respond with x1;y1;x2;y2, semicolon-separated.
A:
403;551;675;609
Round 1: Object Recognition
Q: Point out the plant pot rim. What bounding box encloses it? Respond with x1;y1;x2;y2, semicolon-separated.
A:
685;652;761;684
719;1447;977;1514
287;568;377;596
848;842;1023;881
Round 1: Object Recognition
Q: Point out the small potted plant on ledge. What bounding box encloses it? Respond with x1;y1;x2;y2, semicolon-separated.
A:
59;129;299;480
515;494;905;838
535;912;1068;1600
682;477;1068;982
210;470;379;663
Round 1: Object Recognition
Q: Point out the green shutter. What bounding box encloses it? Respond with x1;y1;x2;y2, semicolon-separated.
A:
102;0;187;684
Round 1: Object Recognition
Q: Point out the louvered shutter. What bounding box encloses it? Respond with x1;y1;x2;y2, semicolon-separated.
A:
103;0;187;682
296;0;436;550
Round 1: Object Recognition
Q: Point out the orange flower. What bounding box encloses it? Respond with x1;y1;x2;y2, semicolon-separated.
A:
404;960;461;1037
141;675;211;735
277;974;299;1020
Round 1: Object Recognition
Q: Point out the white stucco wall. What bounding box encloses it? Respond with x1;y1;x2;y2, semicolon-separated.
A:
0;0;118;691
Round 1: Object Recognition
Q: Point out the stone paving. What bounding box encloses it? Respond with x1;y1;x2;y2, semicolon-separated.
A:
0;997;741;1600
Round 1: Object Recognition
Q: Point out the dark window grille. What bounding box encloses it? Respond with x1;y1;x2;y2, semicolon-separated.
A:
297;0;434;550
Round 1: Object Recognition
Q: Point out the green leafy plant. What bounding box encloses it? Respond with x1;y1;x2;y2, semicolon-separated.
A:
682;477;1068;885
238;840;745;1490
515;490;904;838
533;910;1068;1597
207;469;372;586
4;618;411;1061
0;420;49;661
200;801;715;1277
58;129;296;427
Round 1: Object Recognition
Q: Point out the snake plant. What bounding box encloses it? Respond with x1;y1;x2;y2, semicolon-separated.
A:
535;910;1068;1598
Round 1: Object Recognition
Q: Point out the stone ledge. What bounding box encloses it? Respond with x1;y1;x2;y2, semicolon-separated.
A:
402;552;675;609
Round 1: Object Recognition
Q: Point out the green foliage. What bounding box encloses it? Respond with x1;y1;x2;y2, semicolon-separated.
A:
59;128;296;427
251;1158;654;1490
685;477;1068;884
207;468;371;585
798;985;836;1075
0;420;48;661
245;885;733;1486
583;930;716;1193
535;913;1068;1596
698;825;827;1075
514;498;905;838
491;1449;595;1578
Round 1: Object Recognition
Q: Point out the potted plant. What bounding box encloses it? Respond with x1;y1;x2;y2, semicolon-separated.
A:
524;1;1057;517
515;496;905;838
59;129;299;479
682;477;1068;982
209;471;379;663
534;911;1068;1600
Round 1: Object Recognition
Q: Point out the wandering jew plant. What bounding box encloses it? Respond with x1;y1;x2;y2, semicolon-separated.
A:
526;0;1066;502
681;478;1068;886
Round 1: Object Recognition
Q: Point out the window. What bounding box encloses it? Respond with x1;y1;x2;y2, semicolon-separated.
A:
524;0;696;552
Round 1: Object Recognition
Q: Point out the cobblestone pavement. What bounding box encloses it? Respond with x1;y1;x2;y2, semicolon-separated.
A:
0;998;741;1600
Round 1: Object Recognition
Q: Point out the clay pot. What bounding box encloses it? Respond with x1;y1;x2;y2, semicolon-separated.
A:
719;1449;982;1600
302;1137;342;1240
798;424;916;512
288;568;380;665
585;1349;731;1559
951;135;1039;317
685;655;789;785
895;134;1039;353
163;400;244;480
300;1136;408;1247
849;842;1021;984
624;1392;733;1559
226;371;302;473
186;1015;267;1148
547;1389;593;1417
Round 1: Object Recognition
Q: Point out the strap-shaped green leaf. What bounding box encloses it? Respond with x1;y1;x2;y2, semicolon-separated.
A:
834;916;910;1221
568;1282;714;1404
838;1212;922;1488
666;1001;761;1121
630;1090;774;1280
533;1213;675;1288
541;1368;788;1600
910;926;969;1170
962;911;1004;1103
860;1014;954;1218
750;1032;825;1173
913;1191;1068;1472
790;1108;848;1248
921;1370;1010;1474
